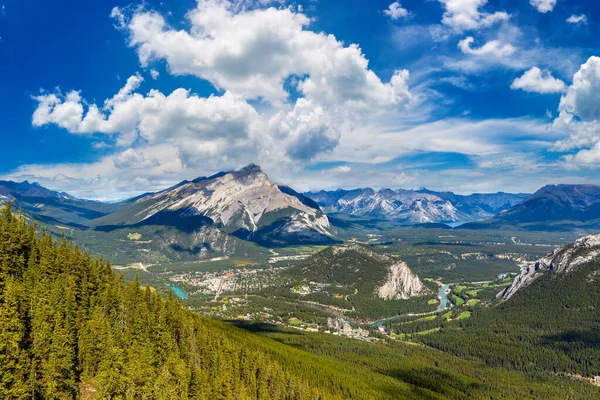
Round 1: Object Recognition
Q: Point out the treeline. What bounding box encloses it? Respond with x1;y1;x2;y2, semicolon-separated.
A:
0;204;389;399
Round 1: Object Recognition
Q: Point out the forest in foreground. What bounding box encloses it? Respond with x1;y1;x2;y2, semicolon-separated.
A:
1;203;599;399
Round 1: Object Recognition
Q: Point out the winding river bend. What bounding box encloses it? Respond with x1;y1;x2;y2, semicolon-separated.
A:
371;283;451;327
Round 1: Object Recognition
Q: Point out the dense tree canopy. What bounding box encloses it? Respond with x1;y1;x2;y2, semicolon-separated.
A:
0;204;346;399
1;202;599;399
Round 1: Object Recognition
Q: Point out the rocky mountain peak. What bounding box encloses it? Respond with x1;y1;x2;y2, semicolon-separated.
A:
92;164;333;247
237;163;263;176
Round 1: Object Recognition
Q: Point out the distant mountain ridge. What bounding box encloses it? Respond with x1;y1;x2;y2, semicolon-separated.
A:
499;184;600;222
305;188;527;223
462;184;600;231
0;179;123;226
6;173;600;257
419;189;527;218
0;180;74;200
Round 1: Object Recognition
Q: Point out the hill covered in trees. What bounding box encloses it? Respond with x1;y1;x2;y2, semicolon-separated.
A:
421;235;600;379
0;203;386;399
1;202;599;399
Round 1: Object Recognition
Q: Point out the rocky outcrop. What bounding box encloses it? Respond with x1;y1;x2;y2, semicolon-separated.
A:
499;234;600;299
295;244;430;301
377;260;431;300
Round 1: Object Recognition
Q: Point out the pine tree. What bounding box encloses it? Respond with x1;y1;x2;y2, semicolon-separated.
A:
0;277;29;399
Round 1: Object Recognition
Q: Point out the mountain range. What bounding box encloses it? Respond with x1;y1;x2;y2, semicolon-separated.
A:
462;184;600;230
0;179;123;227
3;167;600;263
0;166;339;263
304;188;527;223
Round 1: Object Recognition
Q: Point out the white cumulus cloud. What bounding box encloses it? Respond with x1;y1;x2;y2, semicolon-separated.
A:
530;0;556;13
555;57;600;127
384;2;409;20
113;148;160;169
564;143;600;168
553;56;600;166
268;98;341;161
567;14;587;25
32;71;402;167
28;0;416;194
438;0;509;33
458;36;515;57
511;67;566;94
115;1;411;110
32;78;263;154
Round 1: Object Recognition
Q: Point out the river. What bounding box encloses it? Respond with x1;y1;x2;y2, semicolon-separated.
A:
438;284;450;312
371;283;450;327
170;285;189;300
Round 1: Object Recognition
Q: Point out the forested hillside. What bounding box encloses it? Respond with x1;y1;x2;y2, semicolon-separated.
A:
421;253;600;378
0;203;396;399
2;203;599;399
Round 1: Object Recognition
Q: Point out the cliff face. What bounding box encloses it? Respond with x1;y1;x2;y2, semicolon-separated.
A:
377;260;431;300
499;234;600;299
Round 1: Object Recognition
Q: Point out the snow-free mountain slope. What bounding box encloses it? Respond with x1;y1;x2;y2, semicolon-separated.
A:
0;180;124;226
499;184;600;223
462;184;600;231
92;164;334;246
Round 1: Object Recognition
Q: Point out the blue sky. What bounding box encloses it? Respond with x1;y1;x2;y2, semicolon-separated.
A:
1;0;599;200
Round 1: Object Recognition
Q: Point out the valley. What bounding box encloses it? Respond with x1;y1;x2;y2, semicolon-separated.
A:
107;225;572;340
3;170;600;397
1;173;593;341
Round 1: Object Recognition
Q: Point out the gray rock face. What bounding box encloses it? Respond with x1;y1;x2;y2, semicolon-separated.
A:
93;164;334;245
499;234;600;299
329;245;431;299
377;260;431;300
139;164;331;234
